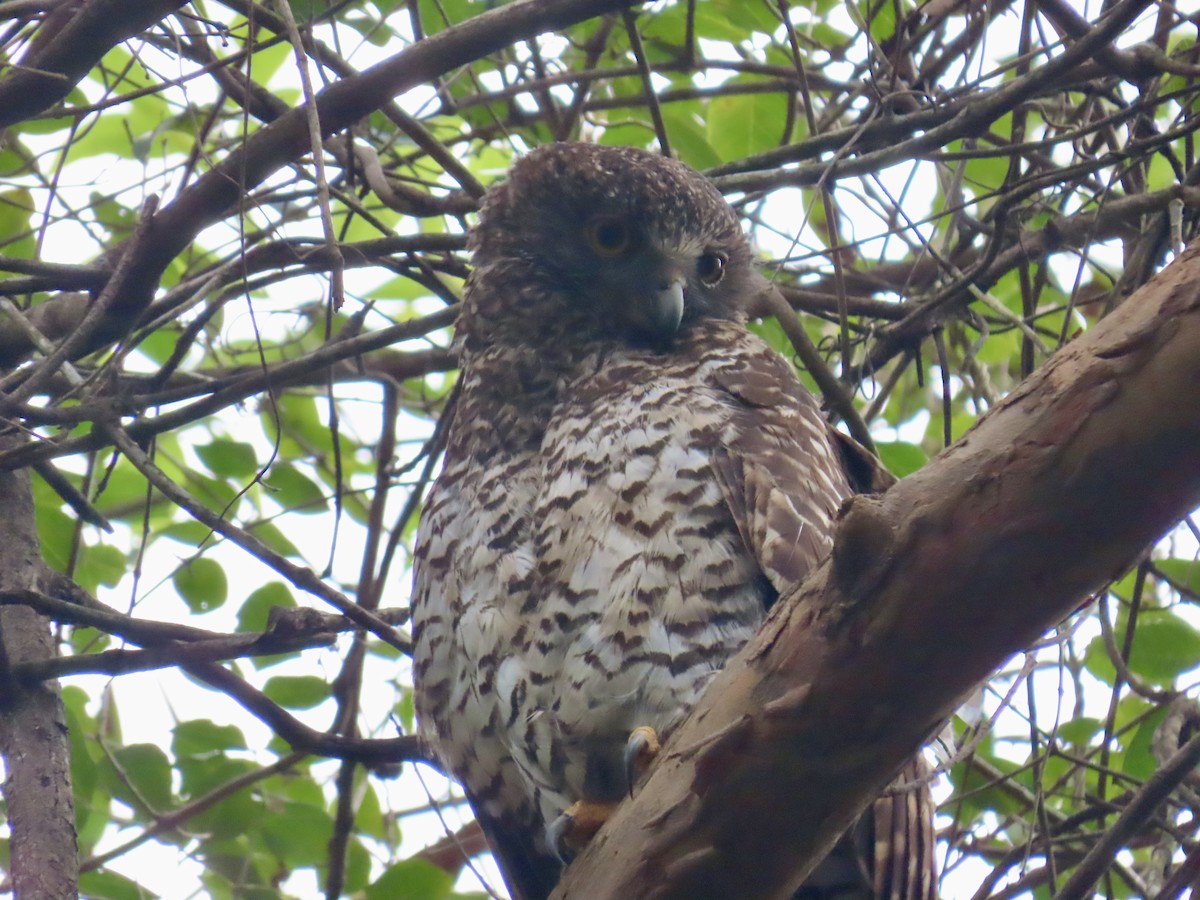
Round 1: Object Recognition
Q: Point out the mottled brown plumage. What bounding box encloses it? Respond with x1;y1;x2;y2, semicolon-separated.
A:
411;143;935;900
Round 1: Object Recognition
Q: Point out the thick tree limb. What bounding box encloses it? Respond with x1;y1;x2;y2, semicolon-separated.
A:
556;243;1200;899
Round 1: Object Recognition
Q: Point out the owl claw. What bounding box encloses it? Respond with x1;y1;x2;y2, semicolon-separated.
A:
547;799;619;860
624;725;663;797
545;809;574;863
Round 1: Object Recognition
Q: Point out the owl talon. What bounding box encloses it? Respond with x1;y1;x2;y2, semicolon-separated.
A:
545;809;574;863
547;799;619;860
624;725;663;796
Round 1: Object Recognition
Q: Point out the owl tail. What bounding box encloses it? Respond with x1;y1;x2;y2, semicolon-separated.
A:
798;755;938;900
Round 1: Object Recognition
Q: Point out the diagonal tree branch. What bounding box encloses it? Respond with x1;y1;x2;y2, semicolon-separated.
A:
557;241;1200;899
0;0;189;128
0;0;638;368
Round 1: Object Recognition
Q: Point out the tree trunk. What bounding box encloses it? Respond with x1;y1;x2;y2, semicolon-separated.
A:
0;458;78;899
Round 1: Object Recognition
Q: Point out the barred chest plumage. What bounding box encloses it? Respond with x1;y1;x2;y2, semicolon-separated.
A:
411;319;848;853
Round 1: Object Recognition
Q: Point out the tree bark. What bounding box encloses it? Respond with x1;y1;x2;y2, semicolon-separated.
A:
0;460;77;899
555;242;1200;900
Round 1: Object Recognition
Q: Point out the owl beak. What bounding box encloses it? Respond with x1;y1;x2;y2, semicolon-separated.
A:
648;278;685;338
612;266;686;345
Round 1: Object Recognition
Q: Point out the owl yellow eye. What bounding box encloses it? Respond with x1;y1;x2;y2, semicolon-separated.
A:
697;252;726;285
587;219;631;257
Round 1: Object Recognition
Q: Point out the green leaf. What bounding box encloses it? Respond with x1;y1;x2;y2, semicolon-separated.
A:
950;751;1027;821
33;476;78;573
678;0;778;40
275;767;321;806
1083;614;1200;686
263;675;329;710
1081;636;1117;686
93;459;152;517
367;859;456;900
63;686;109;851
1157;558;1200;596
1123;704;1169;780
196;440;259;479
353;778;388;842
131;327;179;366
173;720;247;759
1108;570;1140;603
372;273;438;302
875;441;927;477
679;4;745;41
415;0;474;34
394;685;415;733
1131;616;1200;682
247;35;294;83
16;111;76;135
260;468;324;518
157;521;213;548
247;519;301;558
197;855;273;900
0;187;34;255
112;743;174;812
342;838;373;892
1147;152;1179;192
706;89;789;162
262;463;327;513
261;800;333;867
344;9;401;46
659;104;721;170
179;469;239;511
269;393;326;453
173;557;228;612
1057;716;1102;747
88;193;137;238
79;868;158;900
238;581;296;634
76;543;127;594
178;757;265;836
70;626;111;655
860;0;898;42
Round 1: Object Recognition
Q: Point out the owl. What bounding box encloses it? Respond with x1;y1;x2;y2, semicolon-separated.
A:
411;142;935;900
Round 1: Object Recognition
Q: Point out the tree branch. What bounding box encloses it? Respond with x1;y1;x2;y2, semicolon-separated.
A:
0;0;188;128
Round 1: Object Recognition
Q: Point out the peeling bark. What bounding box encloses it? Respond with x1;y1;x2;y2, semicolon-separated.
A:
556;242;1200;900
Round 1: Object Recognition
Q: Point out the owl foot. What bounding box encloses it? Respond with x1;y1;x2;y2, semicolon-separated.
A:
547;799;620;860
624;724;662;796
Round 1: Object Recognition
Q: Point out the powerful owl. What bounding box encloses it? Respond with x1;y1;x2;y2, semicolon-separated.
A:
411;143;935;900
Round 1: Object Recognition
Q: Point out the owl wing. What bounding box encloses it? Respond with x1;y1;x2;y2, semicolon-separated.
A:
708;338;854;599
707;336;937;900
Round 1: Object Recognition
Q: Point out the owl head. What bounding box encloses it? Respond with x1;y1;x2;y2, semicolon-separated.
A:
465;142;767;349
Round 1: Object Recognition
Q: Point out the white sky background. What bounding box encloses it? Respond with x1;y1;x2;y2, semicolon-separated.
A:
3;1;1199;898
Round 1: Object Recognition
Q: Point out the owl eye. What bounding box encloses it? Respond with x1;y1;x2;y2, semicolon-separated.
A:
697;252;726;285
587;218;631;257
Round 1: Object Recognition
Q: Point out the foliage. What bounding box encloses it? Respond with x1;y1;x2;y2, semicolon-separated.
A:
0;0;1199;897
